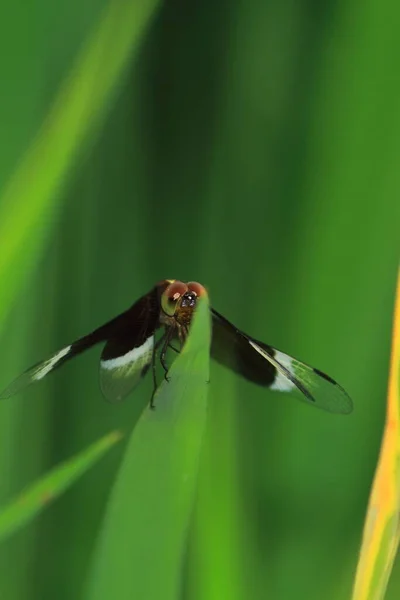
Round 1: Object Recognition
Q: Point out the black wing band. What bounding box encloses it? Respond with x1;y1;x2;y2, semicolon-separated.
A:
211;308;353;414
0;287;161;400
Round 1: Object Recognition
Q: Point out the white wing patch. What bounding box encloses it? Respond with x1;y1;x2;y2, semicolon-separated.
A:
32;345;72;380
99;335;155;403
248;342;295;392
100;336;154;370
269;350;296;392
0;344;73;398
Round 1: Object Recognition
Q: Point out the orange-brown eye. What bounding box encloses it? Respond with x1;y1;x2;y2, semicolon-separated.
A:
161;281;188;316
187;281;206;297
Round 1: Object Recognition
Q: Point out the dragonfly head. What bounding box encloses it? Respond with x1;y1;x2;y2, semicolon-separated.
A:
161;280;206;326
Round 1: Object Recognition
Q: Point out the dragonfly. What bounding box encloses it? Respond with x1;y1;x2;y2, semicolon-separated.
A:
0;279;353;414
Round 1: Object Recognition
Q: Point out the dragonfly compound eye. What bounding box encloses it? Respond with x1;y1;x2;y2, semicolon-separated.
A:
161;281;188;316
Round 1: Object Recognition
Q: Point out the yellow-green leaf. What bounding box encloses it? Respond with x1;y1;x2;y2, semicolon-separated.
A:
352;268;400;600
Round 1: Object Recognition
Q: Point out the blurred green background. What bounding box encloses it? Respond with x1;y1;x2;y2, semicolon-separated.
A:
0;0;399;599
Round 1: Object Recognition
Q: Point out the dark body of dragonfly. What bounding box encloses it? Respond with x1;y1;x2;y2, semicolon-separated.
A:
0;280;353;414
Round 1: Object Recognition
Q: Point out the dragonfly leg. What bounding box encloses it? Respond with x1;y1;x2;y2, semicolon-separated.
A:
160;327;174;382
150;333;167;409
168;343;180;354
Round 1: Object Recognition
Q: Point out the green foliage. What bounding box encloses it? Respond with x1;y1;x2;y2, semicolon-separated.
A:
0;0;399;599
0;0;160;332
86;296;210;599
0;431;122;544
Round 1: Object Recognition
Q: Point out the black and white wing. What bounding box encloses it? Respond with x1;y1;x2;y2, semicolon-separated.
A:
0;315;119;399
0;343;82;399
99;291;160;403
211;309;353;414
0;287;161;403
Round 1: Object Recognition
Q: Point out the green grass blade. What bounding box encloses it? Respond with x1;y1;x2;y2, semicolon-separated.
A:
0;0;160;331
0;430;122;544
85;296;211;600
351;268;400;600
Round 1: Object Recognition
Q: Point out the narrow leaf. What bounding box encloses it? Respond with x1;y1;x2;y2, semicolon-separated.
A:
0;430;122;544
0;0;160;331
352;267;400;600
86;296;211;600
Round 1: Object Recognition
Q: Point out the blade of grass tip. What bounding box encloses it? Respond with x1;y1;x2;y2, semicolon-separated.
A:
85;296;211;600
0;0;160;333
0;430;123;544
351;267;400;600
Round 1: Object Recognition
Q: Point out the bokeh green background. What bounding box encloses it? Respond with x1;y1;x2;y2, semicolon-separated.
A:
0;0;399;599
